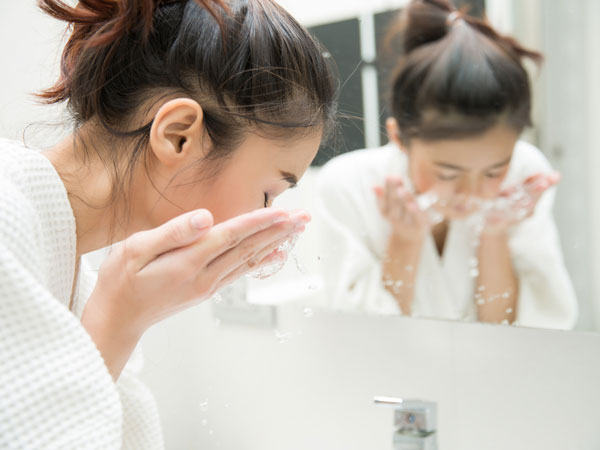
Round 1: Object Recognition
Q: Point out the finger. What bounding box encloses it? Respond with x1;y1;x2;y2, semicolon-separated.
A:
523;172;559;192
199;208;304;264
373;186;385;213
215;233;297;288
204;211;307;276
128;209;214;270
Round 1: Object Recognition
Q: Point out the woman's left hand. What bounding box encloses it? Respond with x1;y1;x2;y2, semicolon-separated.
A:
483;172;560;235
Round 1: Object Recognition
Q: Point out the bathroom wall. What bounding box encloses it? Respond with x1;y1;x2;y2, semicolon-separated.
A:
0;2;67;144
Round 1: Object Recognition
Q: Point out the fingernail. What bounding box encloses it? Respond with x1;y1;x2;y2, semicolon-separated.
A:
191;213;211;229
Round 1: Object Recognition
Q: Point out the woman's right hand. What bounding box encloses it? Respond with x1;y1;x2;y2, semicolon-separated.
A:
374;176;430;243
81;208;308;378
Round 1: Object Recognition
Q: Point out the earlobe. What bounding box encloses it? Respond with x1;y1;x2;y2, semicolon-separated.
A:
149;98;204;167
386;117;406;152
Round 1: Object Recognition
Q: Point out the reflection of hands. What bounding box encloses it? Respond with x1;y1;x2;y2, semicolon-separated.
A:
374;176;431;242
483;172;560;235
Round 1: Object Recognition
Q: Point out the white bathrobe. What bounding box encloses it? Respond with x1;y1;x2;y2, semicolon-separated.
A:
315;141;578;330
0;139;163;449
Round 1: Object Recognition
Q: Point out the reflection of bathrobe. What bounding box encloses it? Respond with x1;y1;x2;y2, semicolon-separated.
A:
0;140;163;448
315;141;578;330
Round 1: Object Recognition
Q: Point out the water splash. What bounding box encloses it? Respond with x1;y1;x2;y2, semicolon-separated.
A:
246;235;299;280
274;330;294;344
415;191;444;225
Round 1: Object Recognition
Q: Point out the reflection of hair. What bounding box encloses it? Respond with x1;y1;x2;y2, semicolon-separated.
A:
38;0;337;200
385;0;542;144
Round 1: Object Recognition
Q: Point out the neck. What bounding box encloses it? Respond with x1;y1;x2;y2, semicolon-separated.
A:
43;131;142;256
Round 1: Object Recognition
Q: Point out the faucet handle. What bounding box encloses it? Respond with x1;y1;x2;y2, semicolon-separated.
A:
374;397;437;434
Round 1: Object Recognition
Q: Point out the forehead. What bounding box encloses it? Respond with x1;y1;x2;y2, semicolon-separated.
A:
411;125;519;169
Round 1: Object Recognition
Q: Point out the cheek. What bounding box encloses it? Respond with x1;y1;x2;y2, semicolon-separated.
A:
197;182;259;224
480;177;506;198
150;179;259;227
410;164;435;193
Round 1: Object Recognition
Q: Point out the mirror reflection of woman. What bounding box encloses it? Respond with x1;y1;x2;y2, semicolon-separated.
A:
316;0;577;329
0;0;336;447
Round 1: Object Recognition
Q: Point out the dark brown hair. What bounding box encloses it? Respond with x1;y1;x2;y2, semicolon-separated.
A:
386;0;542;144
38;0;337;206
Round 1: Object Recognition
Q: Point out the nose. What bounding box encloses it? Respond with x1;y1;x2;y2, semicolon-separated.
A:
455;177;482;198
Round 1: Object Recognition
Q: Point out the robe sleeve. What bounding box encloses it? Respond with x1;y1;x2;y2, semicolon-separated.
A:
75;261;165;450
509;188;578;329
0;240;124;448
314;164;401;315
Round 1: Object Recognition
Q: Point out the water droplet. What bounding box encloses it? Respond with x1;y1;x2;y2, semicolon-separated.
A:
478;285;486;292
469;268;479;277
201;419;208;427
303;307;313;318
501;319;509;325
212;293;222;304
209;429;214;436
274;330;293;344
506;307;513;314
200;400;209;412
468;257;478;268
294;252;304;273
477;299;485;305
308;283;318;291
224;403;230;409
405;265;414;272
394;280;404;288
502;292;510;299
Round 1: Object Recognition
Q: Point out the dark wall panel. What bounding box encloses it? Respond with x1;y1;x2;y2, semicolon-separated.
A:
309;19;364;166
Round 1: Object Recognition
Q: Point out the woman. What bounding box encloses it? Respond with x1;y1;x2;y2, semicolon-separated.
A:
0;0;336;448
315;0;577;329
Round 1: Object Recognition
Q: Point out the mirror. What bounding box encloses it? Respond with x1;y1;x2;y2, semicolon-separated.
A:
234;0;600;333
3;2;600;450
1;1;598;333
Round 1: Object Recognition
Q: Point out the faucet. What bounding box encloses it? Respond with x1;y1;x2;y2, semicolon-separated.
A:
374;397;437;450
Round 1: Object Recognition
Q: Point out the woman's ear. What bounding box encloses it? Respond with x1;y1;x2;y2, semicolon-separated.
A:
386;117;408;154
149;98;205;168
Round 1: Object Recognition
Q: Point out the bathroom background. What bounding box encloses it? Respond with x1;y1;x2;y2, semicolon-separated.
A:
2;1;600;449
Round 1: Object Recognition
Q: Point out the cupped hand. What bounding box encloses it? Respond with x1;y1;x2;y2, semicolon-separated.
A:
483;172;560;234
83;208;309;336
374;176;431;243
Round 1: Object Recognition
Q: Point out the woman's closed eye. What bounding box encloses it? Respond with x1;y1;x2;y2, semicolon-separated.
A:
436;172;459;181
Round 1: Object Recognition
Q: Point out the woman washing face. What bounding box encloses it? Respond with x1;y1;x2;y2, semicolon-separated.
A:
0;0;336;448
315;0;576;328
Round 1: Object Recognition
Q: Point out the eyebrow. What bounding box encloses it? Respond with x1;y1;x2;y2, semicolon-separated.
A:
280;170;298;188
434;157;511;171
